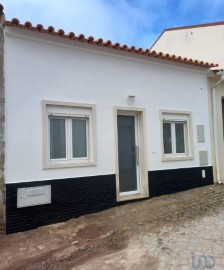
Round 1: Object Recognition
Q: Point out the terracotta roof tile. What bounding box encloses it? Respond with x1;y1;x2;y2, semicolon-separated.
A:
4;18;218;69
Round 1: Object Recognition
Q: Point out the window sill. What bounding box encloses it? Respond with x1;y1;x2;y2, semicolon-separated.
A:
162;156;194;162
43;161;96;169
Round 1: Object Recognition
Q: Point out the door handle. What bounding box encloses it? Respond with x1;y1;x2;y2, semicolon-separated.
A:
136;145;139;165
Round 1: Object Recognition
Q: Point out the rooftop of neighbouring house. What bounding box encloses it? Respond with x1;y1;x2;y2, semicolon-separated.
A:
162;21;224;32
150;21;224;50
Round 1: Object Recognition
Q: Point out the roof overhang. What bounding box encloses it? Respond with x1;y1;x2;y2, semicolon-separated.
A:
4;18;218;70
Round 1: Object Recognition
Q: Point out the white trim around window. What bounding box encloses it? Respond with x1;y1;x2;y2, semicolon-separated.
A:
42;100;97;169
160;110;194;161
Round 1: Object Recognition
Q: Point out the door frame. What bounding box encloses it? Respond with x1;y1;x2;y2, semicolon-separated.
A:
114;106;149;202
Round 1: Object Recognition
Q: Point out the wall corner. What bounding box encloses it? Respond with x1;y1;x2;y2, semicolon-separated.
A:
0;4;5;231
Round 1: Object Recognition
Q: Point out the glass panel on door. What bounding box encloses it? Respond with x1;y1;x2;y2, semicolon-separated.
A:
117;115;138;193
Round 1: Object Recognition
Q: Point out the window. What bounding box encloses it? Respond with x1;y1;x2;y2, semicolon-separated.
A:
49;117;88;160
163;121;187;155
161;110;193;161
42;101;96;168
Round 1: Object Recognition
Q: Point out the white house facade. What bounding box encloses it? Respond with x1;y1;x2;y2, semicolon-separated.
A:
1;14;217;233
151;21;224;185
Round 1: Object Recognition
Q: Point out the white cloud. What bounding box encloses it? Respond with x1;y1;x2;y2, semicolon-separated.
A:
173;0;224;24
1;0;163;48
2;0;224;49
202;0;224;21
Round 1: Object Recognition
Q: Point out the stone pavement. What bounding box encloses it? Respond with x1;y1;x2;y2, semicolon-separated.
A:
1;184;224;270
73;184;224;270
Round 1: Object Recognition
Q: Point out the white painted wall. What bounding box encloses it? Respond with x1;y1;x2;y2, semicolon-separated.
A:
207;78;224;181
152;25;224;68
5;28;212;183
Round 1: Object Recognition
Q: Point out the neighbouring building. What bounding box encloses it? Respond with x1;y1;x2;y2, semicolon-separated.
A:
151;21;224;185
0;7;218;233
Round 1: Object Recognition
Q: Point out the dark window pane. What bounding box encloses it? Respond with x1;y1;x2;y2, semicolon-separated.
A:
50;118;66;159
175;123;185;153
163;122;172;154
72;119;87;158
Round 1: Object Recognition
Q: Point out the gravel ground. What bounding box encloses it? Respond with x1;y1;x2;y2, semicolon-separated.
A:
0;184;224;270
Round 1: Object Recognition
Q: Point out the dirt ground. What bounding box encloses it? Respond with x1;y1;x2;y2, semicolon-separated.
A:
1;184;224;270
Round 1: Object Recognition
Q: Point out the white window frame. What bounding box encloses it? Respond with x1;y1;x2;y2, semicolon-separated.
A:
42;100;96;169
160;110;194;161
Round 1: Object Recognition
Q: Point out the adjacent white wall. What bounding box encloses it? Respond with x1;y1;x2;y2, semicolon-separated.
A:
207;78;224;181
5;28;212;183
151;25;224;68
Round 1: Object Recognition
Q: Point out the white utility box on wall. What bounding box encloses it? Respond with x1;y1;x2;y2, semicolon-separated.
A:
17;185;51;208
199;151;208;166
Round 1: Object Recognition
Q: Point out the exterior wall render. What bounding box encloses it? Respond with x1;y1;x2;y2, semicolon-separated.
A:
4;28;215;233
0;17;5;229
5;29;212;184
152;24;224;184
213;85;224;182
151;26;224;69
208;78;224;182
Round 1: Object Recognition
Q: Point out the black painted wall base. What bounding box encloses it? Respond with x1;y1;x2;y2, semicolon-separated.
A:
148;166;213;197
6;166;213;234
6;174;117;234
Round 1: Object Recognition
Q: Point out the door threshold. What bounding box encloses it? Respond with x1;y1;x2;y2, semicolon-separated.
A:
120;190;140;197
117;192;147;202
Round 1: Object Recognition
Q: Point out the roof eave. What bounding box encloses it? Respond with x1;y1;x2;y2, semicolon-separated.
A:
4;19;218;69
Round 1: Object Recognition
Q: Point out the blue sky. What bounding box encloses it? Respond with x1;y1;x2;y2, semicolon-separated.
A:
2;0;224;48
